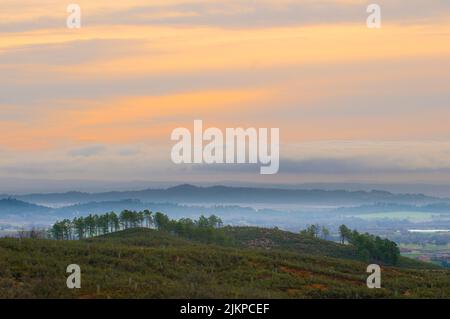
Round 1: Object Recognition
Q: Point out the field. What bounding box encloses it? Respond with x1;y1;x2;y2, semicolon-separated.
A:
0;227;449;299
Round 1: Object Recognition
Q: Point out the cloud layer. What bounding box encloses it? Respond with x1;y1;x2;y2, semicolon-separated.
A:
1;0;450;190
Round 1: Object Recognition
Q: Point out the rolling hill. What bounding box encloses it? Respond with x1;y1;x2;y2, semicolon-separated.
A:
0;226;448;299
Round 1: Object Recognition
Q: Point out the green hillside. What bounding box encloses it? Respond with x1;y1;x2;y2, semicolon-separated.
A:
0;227;449;299
221;226;437;269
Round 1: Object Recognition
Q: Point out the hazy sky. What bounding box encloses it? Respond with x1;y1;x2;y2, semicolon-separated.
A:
1;0;450;192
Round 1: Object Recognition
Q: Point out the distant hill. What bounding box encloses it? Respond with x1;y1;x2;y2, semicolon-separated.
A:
335;202;450;214
0;227;447;298
0;198;52;217
43;200;261;220
55;199;148;217
2;184;445;206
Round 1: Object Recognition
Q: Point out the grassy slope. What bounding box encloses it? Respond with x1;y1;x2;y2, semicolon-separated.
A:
0;227;449;299
221;226;438;269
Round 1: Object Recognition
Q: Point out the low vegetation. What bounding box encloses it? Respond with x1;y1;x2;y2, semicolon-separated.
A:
0;211;447;298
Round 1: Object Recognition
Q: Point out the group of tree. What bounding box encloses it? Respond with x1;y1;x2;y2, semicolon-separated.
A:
153;213;226;243
50;210;154;240
50;211;225;243
339;225;400;265
299;224;330;240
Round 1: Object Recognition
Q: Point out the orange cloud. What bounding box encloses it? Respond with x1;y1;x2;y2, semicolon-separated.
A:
0;88;277;150
3;22;450;79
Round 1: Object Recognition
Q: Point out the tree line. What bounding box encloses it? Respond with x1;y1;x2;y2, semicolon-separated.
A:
299;224;330;240
339;225;400;265
50;210;153;240
152;213;226;243
50;210;224;243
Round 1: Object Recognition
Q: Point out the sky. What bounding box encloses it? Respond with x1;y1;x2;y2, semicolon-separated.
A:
1;0;450;193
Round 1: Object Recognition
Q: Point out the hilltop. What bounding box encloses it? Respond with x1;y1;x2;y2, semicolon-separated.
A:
0;226;448;299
